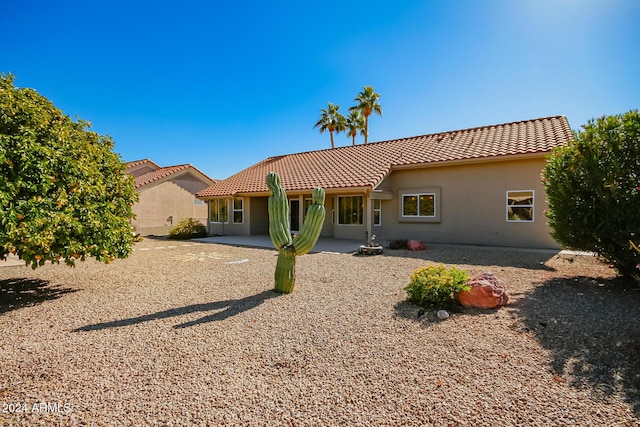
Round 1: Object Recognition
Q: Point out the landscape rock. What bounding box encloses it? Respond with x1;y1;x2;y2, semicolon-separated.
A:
437;310;450;320
455;272;509;309
407;240;425;251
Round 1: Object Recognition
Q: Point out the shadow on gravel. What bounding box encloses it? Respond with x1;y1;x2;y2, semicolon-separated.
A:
381;245;560;270
393;300;493;323
74;289;280;331
0;277;77;314
511;275;640;414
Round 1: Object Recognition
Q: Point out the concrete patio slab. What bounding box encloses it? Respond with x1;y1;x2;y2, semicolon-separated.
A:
194;235;366;254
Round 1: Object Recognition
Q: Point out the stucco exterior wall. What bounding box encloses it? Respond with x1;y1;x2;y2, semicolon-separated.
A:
213;193;336;238
132;177;210;236
212;158;557;248
249;197;269;235
207;198;251;236
328;194;367;241
374;157;558;249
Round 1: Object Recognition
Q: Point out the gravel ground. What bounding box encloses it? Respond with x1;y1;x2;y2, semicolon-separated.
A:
1;238;639;426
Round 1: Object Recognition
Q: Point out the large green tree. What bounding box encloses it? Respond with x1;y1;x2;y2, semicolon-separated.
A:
0;74;138;268
314;102;346;149
542;110;640;282
345;109;364;146
350;86;382;144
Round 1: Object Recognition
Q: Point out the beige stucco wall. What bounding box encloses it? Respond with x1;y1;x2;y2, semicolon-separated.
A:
132;176;210;236
328;194;367;241
250;197;269;235
215;157;557;248
207;198;251;236
374;157;559;249
210;193;336;238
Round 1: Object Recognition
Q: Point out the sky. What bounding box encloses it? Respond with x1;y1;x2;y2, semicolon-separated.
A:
3;0;639;180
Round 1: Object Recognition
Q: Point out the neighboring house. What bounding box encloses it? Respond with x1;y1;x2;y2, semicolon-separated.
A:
196;116;573;249
126;159;216;236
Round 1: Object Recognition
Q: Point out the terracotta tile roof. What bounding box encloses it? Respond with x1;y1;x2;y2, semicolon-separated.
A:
197;115;572;198
126;159;160;170
132;164;216;190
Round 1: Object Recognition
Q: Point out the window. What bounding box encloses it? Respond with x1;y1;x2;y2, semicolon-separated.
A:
338;196;363;225
506;190;534;222
233;198;244;224
373;199;382;226
402;193;435;217
209;199;228;223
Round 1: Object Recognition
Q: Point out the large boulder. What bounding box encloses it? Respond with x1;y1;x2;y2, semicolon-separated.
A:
455;272;509;309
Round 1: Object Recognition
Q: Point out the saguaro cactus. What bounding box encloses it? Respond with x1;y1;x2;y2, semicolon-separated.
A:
267;172;326;293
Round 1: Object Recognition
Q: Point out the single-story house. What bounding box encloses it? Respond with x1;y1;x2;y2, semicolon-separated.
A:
126;159;216;235
196;116;573;249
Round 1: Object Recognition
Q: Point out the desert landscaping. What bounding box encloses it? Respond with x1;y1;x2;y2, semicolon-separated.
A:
1;238;639;426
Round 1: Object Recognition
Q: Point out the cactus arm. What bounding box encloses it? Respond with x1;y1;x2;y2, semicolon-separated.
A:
292;188;325;256
266;173;325;294
267;172;292;250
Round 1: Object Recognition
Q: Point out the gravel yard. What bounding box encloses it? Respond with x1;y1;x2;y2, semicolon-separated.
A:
1;238;639;426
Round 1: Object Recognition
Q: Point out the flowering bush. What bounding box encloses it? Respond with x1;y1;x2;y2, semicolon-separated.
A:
543;110;640;282
404;264;469;309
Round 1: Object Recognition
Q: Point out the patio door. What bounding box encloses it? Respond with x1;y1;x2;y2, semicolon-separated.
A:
290;200;300;232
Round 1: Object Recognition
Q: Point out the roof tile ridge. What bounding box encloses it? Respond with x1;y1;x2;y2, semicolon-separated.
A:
126;158;151;166
339;116;567;147
384;115;568;142
158;163;191;170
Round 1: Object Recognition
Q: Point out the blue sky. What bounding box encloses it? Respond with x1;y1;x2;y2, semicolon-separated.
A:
3;0;639;179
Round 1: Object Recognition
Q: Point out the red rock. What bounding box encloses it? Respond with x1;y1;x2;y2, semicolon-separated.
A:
455;272;509;309
407;240;425;251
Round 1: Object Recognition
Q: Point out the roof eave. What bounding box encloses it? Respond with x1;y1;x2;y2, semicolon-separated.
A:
197;185;376;199
389;151;552;172
136;167;215;192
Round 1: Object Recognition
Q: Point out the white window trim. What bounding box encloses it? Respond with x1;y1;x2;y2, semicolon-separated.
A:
398;187;441;224
210;199;229;224
373;199;382;226
401;193;436;218
337;195;364;226
232;197;244;224
506;190;535;222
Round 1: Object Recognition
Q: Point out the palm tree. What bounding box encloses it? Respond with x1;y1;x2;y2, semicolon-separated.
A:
314;102;346;149
345;109;365;145
350;86;382;144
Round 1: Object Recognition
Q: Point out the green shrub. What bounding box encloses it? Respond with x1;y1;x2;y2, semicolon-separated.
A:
543;110;640;282
404;264;470;309
388;239;408;250
168;218;207;240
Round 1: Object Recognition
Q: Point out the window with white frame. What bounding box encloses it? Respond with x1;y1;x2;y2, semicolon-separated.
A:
209;199;228;223
402;193;435;217
373;199;382;226
506;190;534;222
233;198;244;223
338;196;363;225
